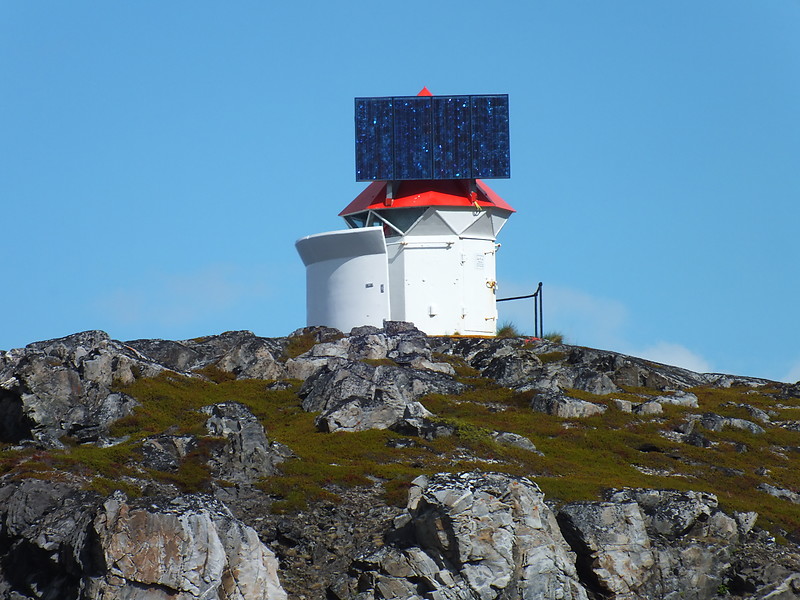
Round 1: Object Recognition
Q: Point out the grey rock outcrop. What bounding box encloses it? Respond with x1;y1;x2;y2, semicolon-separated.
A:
332;472;589;600
0;480;287;600
699;412;766;435
558;489;743;600
3;327;800;599
127;330;287;380
605;489;738;599
286;322;454;381
433;337;712;396
140;434;197;471
0;331;164;447
757;483;800;505
490;431;542;454
299;360;464;432
728;530;800;599
558;501;655;598
530;390;607;418
201;401;291;483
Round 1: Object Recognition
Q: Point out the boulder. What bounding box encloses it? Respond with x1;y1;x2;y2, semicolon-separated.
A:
558;501;655;598
602;488;739;600
128;331;287;380
286;322;454;381
0;481;288;599
332;472;588;600
633;400;663;415
0;331;164;447
490;430;542;454
201;401;291;483
655;391;699;408
91;492;287;599
140;434;197;472
530;391;607;418
299;360;464;432
700;412;766;435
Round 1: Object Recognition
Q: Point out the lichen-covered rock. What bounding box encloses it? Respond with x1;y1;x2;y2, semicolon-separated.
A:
332;472;588;600
0;480;287;600
286;322;454;381
558;501;655;598
90;492;287;600
201;401;291;483
530;390;607;418
0;331;165;447
140;434;197;471
128;330;287;380
298;360;464;432
602;488;740;600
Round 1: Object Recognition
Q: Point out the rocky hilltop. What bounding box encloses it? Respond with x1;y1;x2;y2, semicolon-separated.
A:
1;324;799;599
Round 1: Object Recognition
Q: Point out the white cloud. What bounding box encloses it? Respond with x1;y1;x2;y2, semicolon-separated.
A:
633;342;712;373
783;359;800;384
497;280;713;372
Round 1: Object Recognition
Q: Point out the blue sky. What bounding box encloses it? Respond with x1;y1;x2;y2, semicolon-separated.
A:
2;1;798;382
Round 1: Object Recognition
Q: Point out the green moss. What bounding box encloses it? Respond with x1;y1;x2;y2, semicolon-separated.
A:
383;478;415;507
5;367;800;537
194;364;237;383
283;331;343;359
432;352;480;378
538;351;566;364
86;476;142;498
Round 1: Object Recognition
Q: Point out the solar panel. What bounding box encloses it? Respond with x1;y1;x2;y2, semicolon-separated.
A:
432;96;471;179
470;95;510;179
355;94;510;181
355;98;393;181
393;97;433;180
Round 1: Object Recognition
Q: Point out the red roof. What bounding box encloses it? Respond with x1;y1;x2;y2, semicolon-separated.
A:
339;179;516;217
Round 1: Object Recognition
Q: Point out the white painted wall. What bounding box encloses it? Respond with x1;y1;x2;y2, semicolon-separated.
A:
384;207;507;335
296;207;511;336
295;227;390;332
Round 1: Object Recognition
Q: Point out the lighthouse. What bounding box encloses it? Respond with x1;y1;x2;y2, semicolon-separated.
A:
296;89;515;336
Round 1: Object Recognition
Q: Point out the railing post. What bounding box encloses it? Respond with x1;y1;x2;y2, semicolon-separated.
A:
496;282;544;337
537;282;543;338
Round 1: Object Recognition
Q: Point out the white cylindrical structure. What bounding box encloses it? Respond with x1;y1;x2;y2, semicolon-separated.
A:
295;226;390;332
384;206;508;335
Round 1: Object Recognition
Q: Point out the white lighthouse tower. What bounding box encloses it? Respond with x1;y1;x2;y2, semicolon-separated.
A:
296;89;515;336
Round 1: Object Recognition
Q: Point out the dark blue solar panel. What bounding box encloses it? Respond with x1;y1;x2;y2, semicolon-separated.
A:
471;95;510;179
355;98;394;181
393;97;433;179
432;96;471;179
355;94;509;181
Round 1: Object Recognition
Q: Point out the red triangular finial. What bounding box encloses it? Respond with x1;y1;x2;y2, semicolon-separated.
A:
417;86;433;96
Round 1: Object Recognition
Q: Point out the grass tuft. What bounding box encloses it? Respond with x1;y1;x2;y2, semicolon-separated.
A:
496;321;521;338
543;331;565;343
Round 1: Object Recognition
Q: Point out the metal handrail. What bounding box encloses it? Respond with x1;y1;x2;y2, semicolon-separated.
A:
497;282;543;337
